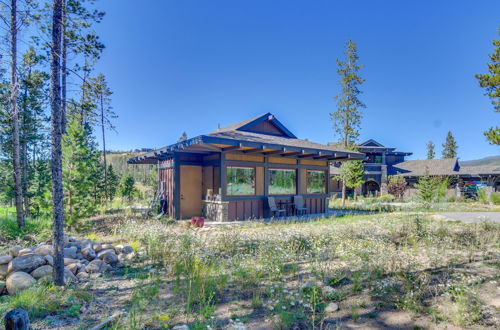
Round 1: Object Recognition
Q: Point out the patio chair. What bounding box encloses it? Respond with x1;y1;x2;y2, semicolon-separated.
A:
268;197;286;218
293;195;308;215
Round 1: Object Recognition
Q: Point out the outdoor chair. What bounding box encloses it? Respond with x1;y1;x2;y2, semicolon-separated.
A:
293;195;308;215
268;197;286;218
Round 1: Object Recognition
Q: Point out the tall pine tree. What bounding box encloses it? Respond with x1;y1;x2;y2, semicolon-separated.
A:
475;26;500;145
442;131;458;159
426;141;435;159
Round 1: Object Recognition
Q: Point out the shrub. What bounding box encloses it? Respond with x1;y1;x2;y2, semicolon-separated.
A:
477;188;488;204
490;192;500;205
387;175;407;199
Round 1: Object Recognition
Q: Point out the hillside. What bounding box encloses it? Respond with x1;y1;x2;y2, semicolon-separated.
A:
461;155;500;166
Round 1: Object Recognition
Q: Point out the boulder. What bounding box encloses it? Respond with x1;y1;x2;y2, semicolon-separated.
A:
9;246;23;258
9;254;46;273
66;242;81;251
97;249;115;259
3;308;31;330
30;265;53;280
325;302;339;314
0;256;13;265
45;255;54;266
63;247;77;259
118;252;135;262
101;251;118;265
85;260;109;274
17;249;33;257
64;268;77;284
34;244;54;257
321;286;335;297
92;243;102;252
114;245;124;254
66;263;80;275
121;246;134;255
0;264;9;279
78;263;87;274
6;272;36;295
64;258;79;266
101;244;115;251
81;247;96;261
76;272;89;280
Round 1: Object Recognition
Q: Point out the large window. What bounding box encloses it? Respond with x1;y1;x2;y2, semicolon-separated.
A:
226;166;255;195
269;169;296;195
307;170;326;194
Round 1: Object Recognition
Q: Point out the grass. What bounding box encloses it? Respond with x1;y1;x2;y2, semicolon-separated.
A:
0;215;52;245
104;212;500;328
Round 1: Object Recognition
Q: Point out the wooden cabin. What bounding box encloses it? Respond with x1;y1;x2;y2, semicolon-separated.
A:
128;113;364;221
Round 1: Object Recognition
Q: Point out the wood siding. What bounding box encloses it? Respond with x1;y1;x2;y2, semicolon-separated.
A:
226;153;264;162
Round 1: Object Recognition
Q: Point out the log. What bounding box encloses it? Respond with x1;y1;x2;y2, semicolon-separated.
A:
4;308;31;330
89;312;121;330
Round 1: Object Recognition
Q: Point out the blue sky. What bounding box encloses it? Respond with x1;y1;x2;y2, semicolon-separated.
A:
94;0;499;160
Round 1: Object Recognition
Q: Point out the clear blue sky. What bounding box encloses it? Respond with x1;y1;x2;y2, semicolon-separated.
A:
94;0;499;160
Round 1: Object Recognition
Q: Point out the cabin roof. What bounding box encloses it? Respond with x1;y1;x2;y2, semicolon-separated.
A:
389;158;460;176
128;113;364;164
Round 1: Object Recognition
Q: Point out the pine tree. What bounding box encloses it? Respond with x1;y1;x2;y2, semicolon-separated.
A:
331;40;365;148
178;131;188;142
415;169;436;205
336;160;365;203
426;141;435;159
50;0;65;286
106;164;119;201
62;116;101;224
120;175;136;201
442;131;458;159
475;26;500;145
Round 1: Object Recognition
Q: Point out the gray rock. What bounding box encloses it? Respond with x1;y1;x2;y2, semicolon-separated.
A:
6;272;36;295
18;248;33;257
9;254;46;273
92;243;102;252
66;263;80;275
85;259;109;274
101;251;118;265
114;245;124;254
325;302;339;314
78;263;87;273
34;244;54;256
115;262;124;268
76;272;89;280
0;255;13;265
81;247;96;261
63;246;77;259
118;252;135;262
30;265;53;280
97;249;115;259
45;255;54;266
9;246;23;257
101;244;115;251
321;286;335;297
75;253;83;260
0;264;8;279
64;258;79;266
121;246;134;255
64;268;77;284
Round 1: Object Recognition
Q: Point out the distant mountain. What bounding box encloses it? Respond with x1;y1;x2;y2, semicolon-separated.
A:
461;155;500;166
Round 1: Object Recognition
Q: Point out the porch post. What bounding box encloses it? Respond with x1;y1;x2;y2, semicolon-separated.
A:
220;152;227;198
173;152;181;219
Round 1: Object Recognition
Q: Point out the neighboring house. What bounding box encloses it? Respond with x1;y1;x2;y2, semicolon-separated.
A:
331;139;500;197
129;113;363;221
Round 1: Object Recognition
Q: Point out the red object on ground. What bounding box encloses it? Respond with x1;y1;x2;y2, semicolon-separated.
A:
190;217;204;228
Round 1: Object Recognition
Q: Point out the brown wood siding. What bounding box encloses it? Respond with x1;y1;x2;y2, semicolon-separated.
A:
228;200;264;220
159;159;175;217
299;168;307;194
304;196;326;214
226;153;264;162
245;120;284;136
202;166;214;196
255;167;264;195
300;159;327;166
269;157;296;165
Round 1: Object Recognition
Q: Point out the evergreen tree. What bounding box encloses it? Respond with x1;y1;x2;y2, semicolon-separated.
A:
178;131;188;142
415;169;436;204
62;116;101;224
336;160;365;203
120;175;136;201
475;26;500;145
331;40;365;148
442;131;458;159
106;164;119;201
426;141;435;159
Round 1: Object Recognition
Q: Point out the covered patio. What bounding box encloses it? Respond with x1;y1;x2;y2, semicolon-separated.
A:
128;113;364;221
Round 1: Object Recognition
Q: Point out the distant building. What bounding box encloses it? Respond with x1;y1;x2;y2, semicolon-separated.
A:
331;139;500;197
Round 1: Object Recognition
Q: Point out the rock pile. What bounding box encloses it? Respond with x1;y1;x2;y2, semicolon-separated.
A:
0;236;135;295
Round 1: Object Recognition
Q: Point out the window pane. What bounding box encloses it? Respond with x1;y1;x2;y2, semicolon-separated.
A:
307;170;326;194
269;169;296;195
226;167;255;195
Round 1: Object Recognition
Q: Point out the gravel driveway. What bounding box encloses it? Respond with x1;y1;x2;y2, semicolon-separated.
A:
435;212;500;224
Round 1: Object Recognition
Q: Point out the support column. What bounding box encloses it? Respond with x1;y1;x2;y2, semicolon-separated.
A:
220;152;226;198
173;153;181;219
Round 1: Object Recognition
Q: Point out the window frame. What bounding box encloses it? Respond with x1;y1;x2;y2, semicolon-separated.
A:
306;169;327;194
225;165;256;196
268;167;297;195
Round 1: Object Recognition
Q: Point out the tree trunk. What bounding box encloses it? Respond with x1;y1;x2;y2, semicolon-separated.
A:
10;0;25;228
20;67;31;218
50;0;65;286
61;0;67;133
100;93;108;201
341;181;346;206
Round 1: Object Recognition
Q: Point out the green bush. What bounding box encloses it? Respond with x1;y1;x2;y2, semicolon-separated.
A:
477;188;488;204
377;194;395;203
490;192;500;205
0;216;51;243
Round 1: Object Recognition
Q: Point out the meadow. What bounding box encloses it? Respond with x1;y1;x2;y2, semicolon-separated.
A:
1;208;497;329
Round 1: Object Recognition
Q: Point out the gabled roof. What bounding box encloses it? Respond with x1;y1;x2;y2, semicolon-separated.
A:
390;158;460;177
359;139;385;147
128;113;365;164
458;165;500;177
213;112;297;138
